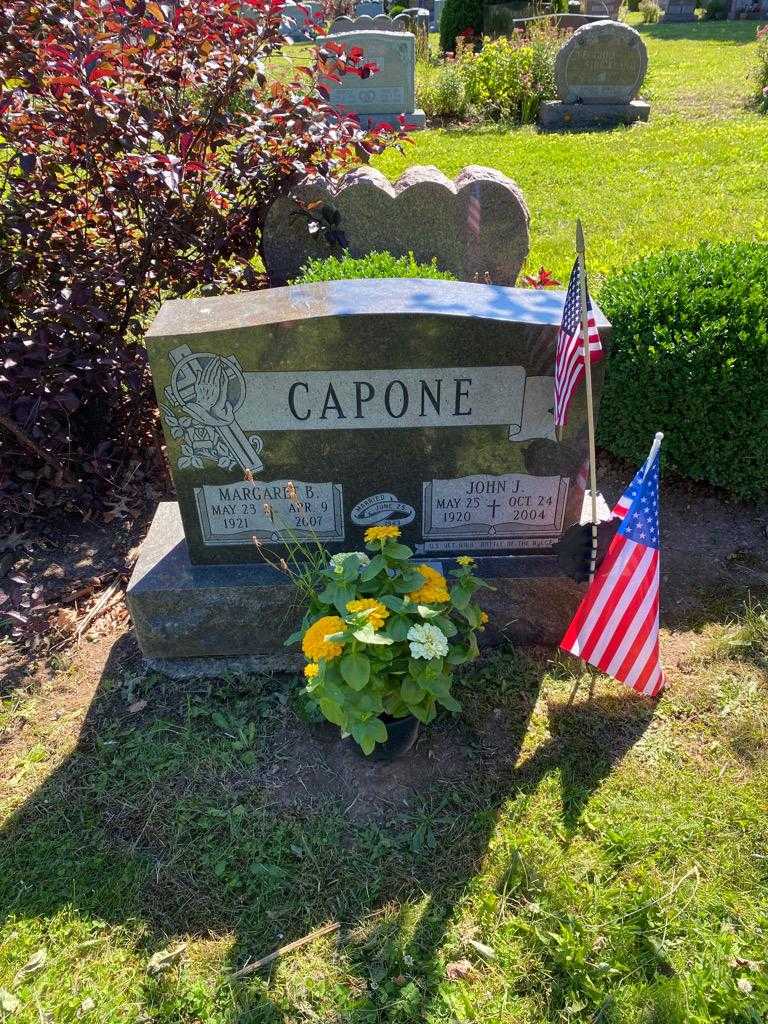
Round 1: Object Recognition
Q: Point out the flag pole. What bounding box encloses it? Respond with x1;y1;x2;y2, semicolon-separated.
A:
643;431;664;479
576;219;599;583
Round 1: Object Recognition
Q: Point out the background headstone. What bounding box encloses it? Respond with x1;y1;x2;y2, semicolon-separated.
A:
262;164;530;286
330;12;415;31
281;0;324;39
127;279;611;663
539;20;650;128
661;0;697;19
355;0;384;14
432;0;444;28
397;6;431;29
582;0;622;16
318;30;424;129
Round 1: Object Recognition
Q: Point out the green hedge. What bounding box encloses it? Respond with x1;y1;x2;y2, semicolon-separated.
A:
597;242;768;502
292;251;456;283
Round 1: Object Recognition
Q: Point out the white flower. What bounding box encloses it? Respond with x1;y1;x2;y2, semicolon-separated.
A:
329;551;370;574
407;623;449;660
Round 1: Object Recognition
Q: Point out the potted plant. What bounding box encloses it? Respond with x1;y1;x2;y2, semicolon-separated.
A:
285;525;489;759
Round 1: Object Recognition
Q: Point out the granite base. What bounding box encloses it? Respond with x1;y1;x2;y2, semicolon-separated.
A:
538;99;650;129
126;502;584;676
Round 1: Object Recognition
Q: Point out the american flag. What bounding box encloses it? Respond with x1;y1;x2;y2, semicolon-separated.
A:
554;260;603;428
612;465;644;519
560;440;665;698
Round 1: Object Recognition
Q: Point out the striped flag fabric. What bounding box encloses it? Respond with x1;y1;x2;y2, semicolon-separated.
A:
554;260;603;428
560;440;665;698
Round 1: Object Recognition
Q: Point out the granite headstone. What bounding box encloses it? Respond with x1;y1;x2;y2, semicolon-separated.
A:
280;0;324;39
398;6;431;30
329;12;421;31
661;0;697;19
127;279;611;664
262;165;530;286
318;30;425;129
539;20;650;128
582;0;621;16
355;0;384;14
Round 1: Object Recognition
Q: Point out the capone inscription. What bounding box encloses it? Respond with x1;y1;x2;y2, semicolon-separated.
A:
237;365;530;432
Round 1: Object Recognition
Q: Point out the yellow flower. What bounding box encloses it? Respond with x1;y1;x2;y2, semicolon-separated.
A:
346;598;389;630
304;662;319;679
457;555;475;566
302;615;345;661
364;525;401;543
480;611;489;624
408;564;450;604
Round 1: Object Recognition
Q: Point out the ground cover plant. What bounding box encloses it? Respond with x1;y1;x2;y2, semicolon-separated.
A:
293;251;457;282
0;0;402;534
416;23;562;123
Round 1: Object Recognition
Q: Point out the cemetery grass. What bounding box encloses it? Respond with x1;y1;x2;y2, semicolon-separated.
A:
374;20;768;284
1;602;767;1022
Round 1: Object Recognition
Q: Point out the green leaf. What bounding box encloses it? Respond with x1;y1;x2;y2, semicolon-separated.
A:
351;717;388;755
317;583;339;605
423;675;461;712
460;603;482;629
384;615;411;642
401;677;426;705
416;604;441;619
382;541;414;560
410;696;437;724
340;652;370;691
283;629;303;647
450;585;471;610
393;570;426;593
408;657;427;680
332;586;354;616
446;646;470;665
379;594;406;612
341;556;361;582
361;555;387;581
353;624;393;646
318;698;347;728
433;615;458;637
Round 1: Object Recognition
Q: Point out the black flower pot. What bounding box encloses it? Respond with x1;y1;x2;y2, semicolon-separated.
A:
348;714;421;763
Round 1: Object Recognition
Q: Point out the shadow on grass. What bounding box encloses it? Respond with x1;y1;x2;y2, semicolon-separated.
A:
0;631;655;1023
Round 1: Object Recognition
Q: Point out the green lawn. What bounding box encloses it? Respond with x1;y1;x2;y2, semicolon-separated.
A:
1;608;766;1023
374;20;768;283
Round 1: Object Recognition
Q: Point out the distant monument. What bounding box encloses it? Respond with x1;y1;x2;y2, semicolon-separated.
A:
318;30;425;130
538;20;650;129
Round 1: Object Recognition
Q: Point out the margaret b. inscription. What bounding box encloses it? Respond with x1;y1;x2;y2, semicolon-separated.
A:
194;480;345;546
